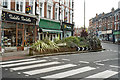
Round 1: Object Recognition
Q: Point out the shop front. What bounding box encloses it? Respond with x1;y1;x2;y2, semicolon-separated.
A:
1;10;38;50
62;22;74;38
113;30;120;43
39;18;62;41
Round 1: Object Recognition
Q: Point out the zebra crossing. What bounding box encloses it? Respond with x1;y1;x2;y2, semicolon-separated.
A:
1;57;119;79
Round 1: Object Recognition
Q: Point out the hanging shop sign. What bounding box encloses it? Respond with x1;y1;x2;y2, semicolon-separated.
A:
26;6;32;14
2;11;36;24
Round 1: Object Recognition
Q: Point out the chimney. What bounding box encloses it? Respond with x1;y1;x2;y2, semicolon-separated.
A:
119;1;120;8
111;8;114;13
96;13;98;18
102;12;105;16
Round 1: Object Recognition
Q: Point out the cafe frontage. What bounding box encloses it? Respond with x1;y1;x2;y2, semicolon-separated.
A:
1;9;38;50
62;22;74;38
39;18;62;41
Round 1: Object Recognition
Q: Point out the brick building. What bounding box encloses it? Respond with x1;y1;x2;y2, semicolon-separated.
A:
0;0;74;50
74;27;83;37
88;8;120;43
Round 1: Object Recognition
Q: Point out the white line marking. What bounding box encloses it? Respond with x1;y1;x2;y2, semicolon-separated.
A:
96;63;104;66
79;61;89;64
41;66;96;78
102;59;109;62
10;61;61;71
86;70;118;78
43;57;49;59
2;60;47;67
113;51;118;53
109;65;120;68
0;58;36;65
53;58;59;59
23;64;76;75
101;51;104;52
62;59;70;61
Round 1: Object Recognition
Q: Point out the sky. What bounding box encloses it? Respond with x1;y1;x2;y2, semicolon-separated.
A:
74;0;120;28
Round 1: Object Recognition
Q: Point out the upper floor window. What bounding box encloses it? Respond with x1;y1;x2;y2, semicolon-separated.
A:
55;8;58;20
61;9;63;21
2;0;8;8
40;3;43;17
29;0;34;14
47;5;52;19
15;0;24;12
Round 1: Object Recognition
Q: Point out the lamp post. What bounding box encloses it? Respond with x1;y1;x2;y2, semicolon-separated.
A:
84;0;86;30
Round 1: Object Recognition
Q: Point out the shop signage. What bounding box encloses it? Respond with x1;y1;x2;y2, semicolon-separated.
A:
107;30;112;34
2;11;36;24
64;25;71;29
101;31;107;34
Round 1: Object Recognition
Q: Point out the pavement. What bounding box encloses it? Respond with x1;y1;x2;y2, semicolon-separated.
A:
1;50;29;61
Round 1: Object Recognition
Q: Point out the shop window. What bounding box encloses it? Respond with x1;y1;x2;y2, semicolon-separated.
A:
2;0;8;8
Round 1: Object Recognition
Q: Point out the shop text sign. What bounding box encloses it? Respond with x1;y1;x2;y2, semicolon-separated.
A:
2;11;36;24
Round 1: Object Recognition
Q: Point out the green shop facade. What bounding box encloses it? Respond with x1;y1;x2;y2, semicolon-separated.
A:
113;30;120;43
39;18;62;41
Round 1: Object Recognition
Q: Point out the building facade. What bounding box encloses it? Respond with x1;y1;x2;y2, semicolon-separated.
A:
38;0;74;41
88;8;120;43
73;27;83;37
0;0;74;51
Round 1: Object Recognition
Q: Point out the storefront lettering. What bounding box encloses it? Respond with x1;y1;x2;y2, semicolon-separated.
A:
2;11;36;24
21;16;31;22
9;14;20;20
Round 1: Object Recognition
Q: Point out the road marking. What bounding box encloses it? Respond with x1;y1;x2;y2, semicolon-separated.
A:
41;66;96;78
23;64;76;75
2;60;47;67
43;57;49;59
96;63;104;66
0;58;36;65
101;51;104;52
109;65;120;68
102;59;109;62
86;70;118;78
113;51;118;53
79;61;89;64
52;58;59;59
10;61;61;71
110;50;113;51
62;59;70;61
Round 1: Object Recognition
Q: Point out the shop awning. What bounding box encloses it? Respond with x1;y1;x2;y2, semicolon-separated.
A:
42;29;63;33
113;31;120;35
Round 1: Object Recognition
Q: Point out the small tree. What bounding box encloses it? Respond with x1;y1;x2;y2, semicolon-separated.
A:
81;29;88;38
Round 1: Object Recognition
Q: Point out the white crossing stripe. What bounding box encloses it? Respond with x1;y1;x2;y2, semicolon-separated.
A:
23;64;76;75
86;70;118;78
10;61;61;71
62;59;70;61
41;66;96;78
79;61;89;64
2;60;47;67
0;58;36;65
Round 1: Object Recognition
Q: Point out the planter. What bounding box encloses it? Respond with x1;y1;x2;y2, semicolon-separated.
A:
17;47;24;51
